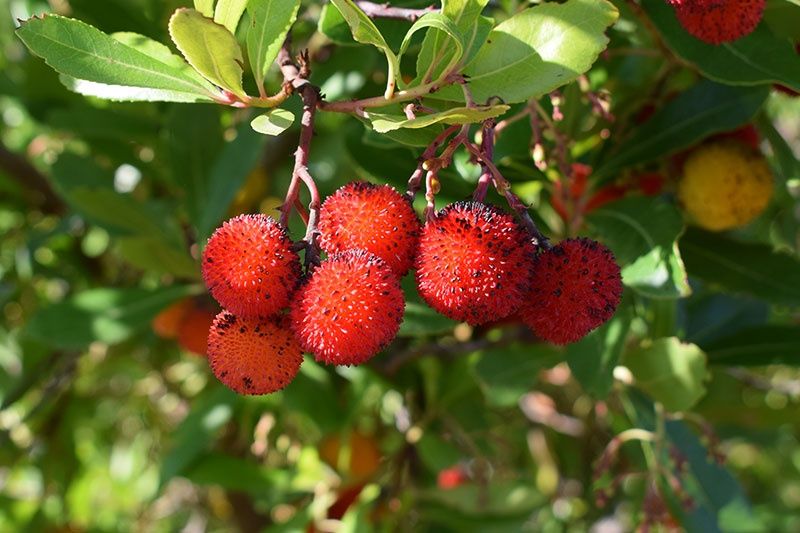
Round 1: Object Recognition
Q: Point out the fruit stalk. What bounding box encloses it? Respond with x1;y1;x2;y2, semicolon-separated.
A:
274;40;323;265
406;124;461;199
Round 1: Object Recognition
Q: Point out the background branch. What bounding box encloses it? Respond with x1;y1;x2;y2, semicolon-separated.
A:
0;140;64;214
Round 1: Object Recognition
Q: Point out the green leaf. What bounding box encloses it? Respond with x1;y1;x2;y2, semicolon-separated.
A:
68;187;177;237
595;81;769;180
48;154;198;276
47;107;157;142
368;104;510;133
433;0;618;104
55;43;191;103
59;75;215;103
644;0;800;92
763;0;800;41
185;453;290;493
680;228;800;307
586;197;691;299
415;0;491;83
111;32;195;73
250;108;295;136
757;114;800;182
567;303;632;399
194;0;214;17
25;285;199;350
167;105;224;233
400;13;464;83
16;15;219;101
623;337;709;412
196;122;268;242
329;0;400;98
474;344;562;407
168;8;246;98
214;0;248;34
664;420;763;532
160;386;240;487
702;326;800;366
360;121;444;148
116;236;199;278
246;0;301;89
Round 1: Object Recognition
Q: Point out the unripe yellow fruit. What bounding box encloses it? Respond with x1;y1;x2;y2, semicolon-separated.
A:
678;141;773;231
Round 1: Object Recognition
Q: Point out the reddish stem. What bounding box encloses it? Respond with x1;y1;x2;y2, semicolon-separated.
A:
273;38;322;268
406;124;461;199
463;127;551;250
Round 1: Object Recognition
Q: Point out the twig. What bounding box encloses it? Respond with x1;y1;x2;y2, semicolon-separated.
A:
320;72;461;114
0;140;64;214
406;124;461;199
355;1;436;21
578;75;614;122
382;326;530;376
472;119;494;202
274;39;322;268
727;367;800;398
463;126;551;249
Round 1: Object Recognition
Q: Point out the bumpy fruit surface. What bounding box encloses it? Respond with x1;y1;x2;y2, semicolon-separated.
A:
414;202;536;325
318;182;421;277
208;311;303;394
177;307;216;356
290;250;404;365
667;0;765;45
520;238;623;345
202;214;300;318
678;141;773;231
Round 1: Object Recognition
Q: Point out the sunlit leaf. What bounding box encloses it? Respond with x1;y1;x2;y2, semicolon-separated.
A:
168;8;246;98
250;108;295;136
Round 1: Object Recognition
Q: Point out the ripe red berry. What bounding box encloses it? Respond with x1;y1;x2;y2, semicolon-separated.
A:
414;202;536;326
202;214;300;318
290;250;404;365
208;311;303;395
667;0;765;45
318;182;421;277
520;238;623;345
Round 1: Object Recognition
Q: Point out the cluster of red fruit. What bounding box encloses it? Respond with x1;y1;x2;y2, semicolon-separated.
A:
201;182;623;395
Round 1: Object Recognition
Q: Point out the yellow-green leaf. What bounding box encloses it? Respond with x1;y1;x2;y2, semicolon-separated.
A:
214;0;248;34
16;15;219;101
624;337;709;412
368;104;509;133
246;0;301;89
194;0;214;17
329;0;400;98
169;8;246;98
250;109;295;136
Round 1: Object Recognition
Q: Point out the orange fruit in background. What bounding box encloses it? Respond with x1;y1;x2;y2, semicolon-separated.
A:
152;298;193;339
177;307;216;356
319;431;382;481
